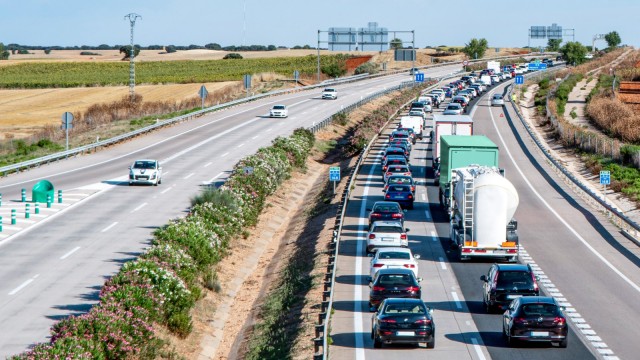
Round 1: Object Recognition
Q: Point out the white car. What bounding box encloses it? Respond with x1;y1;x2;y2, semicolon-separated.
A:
408;109;427;119
270;104;288;118
369;247;420;280
129;159;162;186
491;94;505;106
443;103;464;115
322;88;338;100
366;221;409;254
430;89;445;102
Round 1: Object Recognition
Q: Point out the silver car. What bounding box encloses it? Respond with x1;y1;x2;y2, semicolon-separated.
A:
443;103;464;115
491;94;505;106
366;221;409;254
129;159;162;186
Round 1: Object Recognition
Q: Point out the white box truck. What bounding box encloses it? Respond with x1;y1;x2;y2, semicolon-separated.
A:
431;114;473;171
487;61;501;74
400;116;424;140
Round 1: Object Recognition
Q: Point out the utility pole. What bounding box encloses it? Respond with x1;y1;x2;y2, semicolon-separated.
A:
317;30;321;82
124;13;141;101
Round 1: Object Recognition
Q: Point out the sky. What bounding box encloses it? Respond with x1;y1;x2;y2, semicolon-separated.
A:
1;0;638;49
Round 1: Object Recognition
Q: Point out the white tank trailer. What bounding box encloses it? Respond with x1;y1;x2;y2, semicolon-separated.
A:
448;165;519;261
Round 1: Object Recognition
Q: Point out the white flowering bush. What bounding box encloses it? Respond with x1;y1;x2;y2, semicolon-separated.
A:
154;217;222;269
142;242;198;287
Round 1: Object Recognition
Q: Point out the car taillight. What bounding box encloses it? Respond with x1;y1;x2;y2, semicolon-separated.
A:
531;272;539;291
403;264;415;268
554;317;565;326
372;286;385;292
411;186;415;192
386;172;392;176
400;234;407;240
385;194;391;199
414;319;431;325
391;213;403;218
514;317;528;325
373;263;385;268
369;234;376;239
371;213;382;218
380;318;397;324
407;286;420;292
408;194;413;199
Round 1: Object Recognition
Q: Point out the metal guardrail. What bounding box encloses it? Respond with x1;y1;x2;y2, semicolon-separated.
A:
505;69;640;239
0;53;554;177
315;72;465;359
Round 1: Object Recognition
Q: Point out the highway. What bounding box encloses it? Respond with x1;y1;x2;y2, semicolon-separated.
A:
329;75;640;360
0;64;463;357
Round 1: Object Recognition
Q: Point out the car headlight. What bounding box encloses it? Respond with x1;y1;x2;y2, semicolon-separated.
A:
150;171;157;179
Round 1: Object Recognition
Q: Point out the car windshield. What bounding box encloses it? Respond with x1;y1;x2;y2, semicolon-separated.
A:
378;251;411;260
324;89;335;92
388;167;409;173
521;304;559;317
373;225;403;233
384;303;425;314
389;177;412;184
273;105;285;110
377;274;415;286
388;185;411;192
133;161;156;169
497;271;533;287
493;95;503;99
373;204;401;213
447;105;461;110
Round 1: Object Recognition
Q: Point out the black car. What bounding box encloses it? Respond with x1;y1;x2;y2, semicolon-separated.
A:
383;175;416;194
371;298;435;349
390;130;412;143
369;268;422;309
481;263;539;312
389;138;412;153
368;201;404;228
503;296;568;348
384;184;414;209
382;147;409;163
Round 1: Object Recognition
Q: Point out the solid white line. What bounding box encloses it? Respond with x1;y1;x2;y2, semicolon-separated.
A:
471;338;487;360
424;209;432;221
451;291;462;309
421;193;426;201
60;246;81;260
131;202;147;213
438;257;447;270
184;173;195;179
101;222;118;232
161;186;172;194
494;92;640;294
8;274;39;295
221;152;229;157
204;162;213;168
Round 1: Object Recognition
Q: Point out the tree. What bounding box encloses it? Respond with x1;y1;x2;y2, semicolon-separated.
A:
462;38;488;59
0;43;9;60
165;45;177;53
223;53;243;59
119;45;140;59
547;38;562;52
205;43;222;50
560;41;588;65
605;31;621;48
267;45;276;51
390;38;403;49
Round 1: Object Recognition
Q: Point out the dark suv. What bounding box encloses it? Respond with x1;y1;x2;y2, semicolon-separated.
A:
481;263;539;313
368;201;404;228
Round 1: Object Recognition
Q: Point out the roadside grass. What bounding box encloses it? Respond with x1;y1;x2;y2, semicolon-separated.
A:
582;152;640;203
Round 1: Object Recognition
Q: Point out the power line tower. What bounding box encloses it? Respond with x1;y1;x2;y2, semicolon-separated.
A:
124;13;142;101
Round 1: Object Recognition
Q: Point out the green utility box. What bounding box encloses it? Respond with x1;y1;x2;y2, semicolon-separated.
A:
32;180;55;203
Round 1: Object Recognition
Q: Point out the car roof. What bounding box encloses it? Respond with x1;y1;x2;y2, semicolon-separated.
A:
373;201;401;206
376;247;412;254
382;298;424;305
134;159;157;162
495;263;530;271
371;220;404;227
376;268;415;275
387;174;413;179
518;296;557;305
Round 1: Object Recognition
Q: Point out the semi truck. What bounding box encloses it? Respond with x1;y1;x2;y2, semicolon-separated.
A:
436;135;519;261
431;114;473;176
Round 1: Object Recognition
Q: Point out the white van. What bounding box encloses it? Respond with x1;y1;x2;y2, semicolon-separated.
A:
400;116;424;140
480;75;492;86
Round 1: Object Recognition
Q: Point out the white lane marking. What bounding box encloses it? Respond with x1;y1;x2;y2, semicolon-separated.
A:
424;209;432;221
421;193;426;201
161;186;173;194
184;173;195;179
266;128;273;132
131;202;147;213
438;257;447;270
251;135;259;140
9;274;39;295
60;246;81;260
471;338;487;360
163;171;170;176
491;91;640;293
237;143;245;148
101;222;118;232
431;230;438;241
204;162;212;168
204;172;225;185
221;152;229;157
451;291;462;309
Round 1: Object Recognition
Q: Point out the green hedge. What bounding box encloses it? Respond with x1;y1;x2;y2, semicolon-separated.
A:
555;73;584;116
10;128;315;359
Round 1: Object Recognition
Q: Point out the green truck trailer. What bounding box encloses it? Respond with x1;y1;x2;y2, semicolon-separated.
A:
437;135;500;208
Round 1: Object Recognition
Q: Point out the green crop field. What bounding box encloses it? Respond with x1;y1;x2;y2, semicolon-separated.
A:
0;55;347;88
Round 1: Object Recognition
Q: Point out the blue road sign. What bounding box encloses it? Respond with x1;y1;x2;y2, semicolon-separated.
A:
600;170;611;185
415;73;425;82
515;75;524;85
528;63;548;71
329;167;341;181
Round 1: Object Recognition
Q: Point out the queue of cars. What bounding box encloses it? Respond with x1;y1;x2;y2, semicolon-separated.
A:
365;63;569;350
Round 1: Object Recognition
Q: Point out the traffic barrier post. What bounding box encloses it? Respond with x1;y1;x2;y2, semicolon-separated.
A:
11;209;16;225
47;195;52;208
35;203;40;214
0;193;2;207
58;190;62;203
21;189;26;202
0;216;3;232
25;204;30;219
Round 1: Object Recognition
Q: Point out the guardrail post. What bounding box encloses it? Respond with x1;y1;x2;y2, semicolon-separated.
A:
35;203;40;214
11;209;16;225
21;188;26;202
47;195;52;208
25;203;30;219
57;190;62;203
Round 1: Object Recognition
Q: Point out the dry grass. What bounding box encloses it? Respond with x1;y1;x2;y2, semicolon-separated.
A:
587;95;640;142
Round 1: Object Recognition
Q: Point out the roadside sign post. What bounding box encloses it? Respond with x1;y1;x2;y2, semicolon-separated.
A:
415;73;425;83
329;166;341;195
198;85;209;109
463;60;469;72
600;170;611;202
293;70;300;87
243;74;252;97
61;111;74;151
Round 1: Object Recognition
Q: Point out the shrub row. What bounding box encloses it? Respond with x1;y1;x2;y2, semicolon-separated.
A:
555;73;584;116
10;128;315;359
